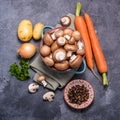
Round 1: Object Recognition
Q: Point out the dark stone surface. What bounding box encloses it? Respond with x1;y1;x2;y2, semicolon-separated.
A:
0;0;120;120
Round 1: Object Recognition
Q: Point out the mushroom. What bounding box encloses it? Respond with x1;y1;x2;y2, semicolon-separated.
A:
55;29;64;38
66;51;73;58
51;32;56;40
40;45;51;57
43;56;54;67
60;16;71;27
51;41;59;52
56;37;66;46
72;30;81;41
37;75;47;87
28;83;40;93
69;55;83;69
63;28;73;36
64;44;77;52
55;61;69;71
53;48;66;62
68;37;76;45
64;34;71;41
43;33;53;46
43;91;55;102
77;40;85;56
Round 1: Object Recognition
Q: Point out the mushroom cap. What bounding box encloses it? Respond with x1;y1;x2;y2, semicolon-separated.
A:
53;48;67;62
56;37;66;46
43;56;54;67
37;75;46;82
51;41;59;52
40;45;51;57
60;16;71;27
72;31;81;41
54;60;69;71
64;44;77;52
28;83;40;93
43;33;53;46
63;28;73;36
55;29;64;38
69;55;83;69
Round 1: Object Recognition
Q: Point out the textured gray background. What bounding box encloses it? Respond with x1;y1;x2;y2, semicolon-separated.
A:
0;0;120;120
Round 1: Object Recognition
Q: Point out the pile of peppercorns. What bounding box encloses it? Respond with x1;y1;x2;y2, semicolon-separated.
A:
67;85;89;105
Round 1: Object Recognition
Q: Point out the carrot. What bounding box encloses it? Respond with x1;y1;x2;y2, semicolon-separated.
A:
74;3;100;78
84;13;108;86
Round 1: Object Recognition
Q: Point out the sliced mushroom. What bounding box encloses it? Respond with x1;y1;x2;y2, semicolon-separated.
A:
60;16;71;27
53;48;66;62
69;55;83;69
56;37;66;46
54;61;69;71
43;33;53;46
40;45;51;57
28;83;40;93
43;91;55;102
43;56;54;67
64;44;77;52
37;75;47;87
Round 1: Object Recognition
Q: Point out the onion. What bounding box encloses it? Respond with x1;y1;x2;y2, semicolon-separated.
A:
17;43;37;59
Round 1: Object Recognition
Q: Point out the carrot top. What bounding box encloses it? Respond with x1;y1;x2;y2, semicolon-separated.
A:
76;2;82;16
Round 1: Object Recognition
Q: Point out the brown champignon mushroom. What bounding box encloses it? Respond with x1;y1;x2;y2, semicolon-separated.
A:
54;61;69;71
64;44;77;52
63;28;73;36
40;45;51;57
43;33;54;46
51;41;60;52
43;56;54;67
77;49;85;56
53;48;66;62
68;37;76;45
69;55;83;69
72;30;81;41
37;75;47;87
56;37;66;46
55;29;64;38
60;16;71;27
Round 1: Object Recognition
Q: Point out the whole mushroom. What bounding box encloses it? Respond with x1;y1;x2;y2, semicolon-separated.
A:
60;16;71;27
40;45;51;57
28;83;40;93
69;55;83;69
53;48;67;62
43;33;54;46
43;56;54;67
37;75;47;87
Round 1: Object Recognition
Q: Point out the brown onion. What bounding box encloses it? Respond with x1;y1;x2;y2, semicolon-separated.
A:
17;43;37;59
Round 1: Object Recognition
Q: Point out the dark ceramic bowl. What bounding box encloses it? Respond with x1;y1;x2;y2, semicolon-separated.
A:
64;79;94;109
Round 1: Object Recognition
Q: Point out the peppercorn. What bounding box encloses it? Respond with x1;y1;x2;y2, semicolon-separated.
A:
67;84;89;105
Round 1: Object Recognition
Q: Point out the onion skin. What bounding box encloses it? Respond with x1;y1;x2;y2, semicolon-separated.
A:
17;43;37;59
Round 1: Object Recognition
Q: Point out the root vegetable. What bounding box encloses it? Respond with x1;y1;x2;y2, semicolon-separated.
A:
84;13;108;86
17;43;37;59
18;19;33;42
33;22;44;40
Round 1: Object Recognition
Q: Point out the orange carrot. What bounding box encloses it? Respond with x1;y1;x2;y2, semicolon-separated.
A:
84;13;108;86
74;3;94;72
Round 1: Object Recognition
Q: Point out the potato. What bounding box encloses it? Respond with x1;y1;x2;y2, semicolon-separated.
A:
18;19;33;42
33;22;44;40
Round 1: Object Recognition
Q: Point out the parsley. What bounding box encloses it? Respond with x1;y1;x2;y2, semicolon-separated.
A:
9;59;30;80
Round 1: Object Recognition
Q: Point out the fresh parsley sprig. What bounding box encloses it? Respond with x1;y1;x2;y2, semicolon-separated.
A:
9;59;30;80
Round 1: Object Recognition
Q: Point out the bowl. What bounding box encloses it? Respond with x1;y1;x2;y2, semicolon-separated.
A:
40;26;86;74
64;79;94;109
